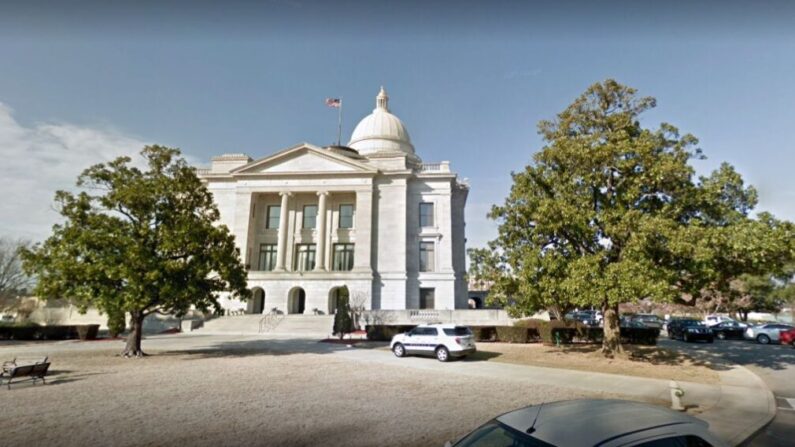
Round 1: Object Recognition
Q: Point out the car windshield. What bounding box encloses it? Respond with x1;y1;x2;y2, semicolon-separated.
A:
444;327;473;336
454;421;555;447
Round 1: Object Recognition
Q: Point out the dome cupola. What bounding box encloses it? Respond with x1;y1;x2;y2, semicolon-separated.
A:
349;87;415;156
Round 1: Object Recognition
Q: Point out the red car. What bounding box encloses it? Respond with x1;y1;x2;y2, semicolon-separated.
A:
780;327;795;346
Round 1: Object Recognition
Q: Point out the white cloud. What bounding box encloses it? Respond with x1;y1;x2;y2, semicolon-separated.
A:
0;103;148;241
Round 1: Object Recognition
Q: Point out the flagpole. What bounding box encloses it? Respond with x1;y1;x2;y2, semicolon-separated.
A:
337;97;343;146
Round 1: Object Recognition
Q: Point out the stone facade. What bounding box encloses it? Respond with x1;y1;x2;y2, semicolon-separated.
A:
198;88;469;314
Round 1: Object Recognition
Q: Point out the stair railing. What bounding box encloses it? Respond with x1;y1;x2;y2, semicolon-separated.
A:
259;311;284;333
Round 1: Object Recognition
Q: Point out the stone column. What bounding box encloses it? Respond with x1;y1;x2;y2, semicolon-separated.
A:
314;191;329;271
275;192;291;271
232;191;255;268
353;188;373;272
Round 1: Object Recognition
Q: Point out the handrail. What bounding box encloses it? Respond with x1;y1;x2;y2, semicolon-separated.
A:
258;311;284;333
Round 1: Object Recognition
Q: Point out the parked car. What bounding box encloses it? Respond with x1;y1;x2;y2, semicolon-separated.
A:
709;321;746;340
668;319;714;343
391;324;476;362
447;399;726;447
779;328;795;347
745;323;795;344
565;311;601;327
630;314;664;329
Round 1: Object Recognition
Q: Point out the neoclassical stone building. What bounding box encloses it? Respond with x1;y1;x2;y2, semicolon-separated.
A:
198;88;469;315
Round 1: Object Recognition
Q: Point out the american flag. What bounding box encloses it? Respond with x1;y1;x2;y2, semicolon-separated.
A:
325;98;341;108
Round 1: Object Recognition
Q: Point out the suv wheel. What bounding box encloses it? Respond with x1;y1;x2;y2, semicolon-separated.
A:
435;346;450;362
757;334;771;345
392;343;406;358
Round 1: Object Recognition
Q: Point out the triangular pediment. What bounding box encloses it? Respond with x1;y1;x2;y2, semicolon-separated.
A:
232;143;376;175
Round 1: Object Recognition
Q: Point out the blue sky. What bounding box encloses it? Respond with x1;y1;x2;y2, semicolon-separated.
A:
1;1;794;247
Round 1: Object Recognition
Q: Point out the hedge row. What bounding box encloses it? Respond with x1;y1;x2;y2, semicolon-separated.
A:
0;324;100;341
367;321;658;345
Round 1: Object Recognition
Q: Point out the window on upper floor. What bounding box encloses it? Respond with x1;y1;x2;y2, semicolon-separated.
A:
258;244;277;271
339;204;354;229
332;243;355;271
420;202;434;228
419;241;435;272
303;205;318;229
294;244;316;271
266;205;281;229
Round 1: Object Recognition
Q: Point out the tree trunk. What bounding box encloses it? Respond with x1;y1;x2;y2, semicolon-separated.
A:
739;310;748;322
122;312;147;358
601;303;623;357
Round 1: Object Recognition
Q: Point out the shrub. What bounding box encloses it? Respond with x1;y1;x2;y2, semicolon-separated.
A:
495;326;533;343
333;299;355;340
469;326;497;342
365;325;418;341
76;324;100;341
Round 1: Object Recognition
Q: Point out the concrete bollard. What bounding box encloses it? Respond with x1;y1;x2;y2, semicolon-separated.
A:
669;380;685;411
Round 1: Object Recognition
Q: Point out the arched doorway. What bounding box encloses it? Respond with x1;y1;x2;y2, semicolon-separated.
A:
288;287;306;314
248;288;265;314
328;286;350;315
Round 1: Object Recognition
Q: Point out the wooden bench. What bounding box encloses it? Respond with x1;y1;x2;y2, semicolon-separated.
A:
1;358;50;389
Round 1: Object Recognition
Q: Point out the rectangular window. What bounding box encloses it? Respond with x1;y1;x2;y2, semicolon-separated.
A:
258;244;277;271
420;288;435;309
294;244;316;271
332;243;355;271
419;202;434;227
339;204;354;229
266;205;281;229
419;241;435;272
303;205;318;229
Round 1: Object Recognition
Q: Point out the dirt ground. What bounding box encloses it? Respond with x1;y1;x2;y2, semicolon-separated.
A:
470;342;720;384
0;344;620;447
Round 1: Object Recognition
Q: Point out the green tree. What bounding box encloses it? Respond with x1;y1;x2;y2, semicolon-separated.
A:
21;146;250;357
489;80;793;356
333;296;354;340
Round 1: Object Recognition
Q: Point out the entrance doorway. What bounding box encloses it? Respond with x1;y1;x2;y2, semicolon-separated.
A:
328;286;349;315
288;288;306;314
249;288;265;314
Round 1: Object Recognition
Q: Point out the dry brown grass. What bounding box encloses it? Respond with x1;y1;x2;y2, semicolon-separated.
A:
470;343;720;384
0;345;620;447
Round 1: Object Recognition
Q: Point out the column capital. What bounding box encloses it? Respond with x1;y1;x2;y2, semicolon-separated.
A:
316;191;330;197
279;191;293;198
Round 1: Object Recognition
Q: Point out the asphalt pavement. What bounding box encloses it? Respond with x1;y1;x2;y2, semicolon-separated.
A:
659;337;795;446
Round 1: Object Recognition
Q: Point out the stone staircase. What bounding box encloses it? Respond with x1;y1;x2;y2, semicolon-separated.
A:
198;314;334;337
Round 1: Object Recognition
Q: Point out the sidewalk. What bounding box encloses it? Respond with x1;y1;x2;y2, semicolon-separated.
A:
333;342;775;446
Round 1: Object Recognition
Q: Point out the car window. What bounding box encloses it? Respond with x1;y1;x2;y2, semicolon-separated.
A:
444;327;473;336
454;422;556;447
634;435;713;446
417;327;437;336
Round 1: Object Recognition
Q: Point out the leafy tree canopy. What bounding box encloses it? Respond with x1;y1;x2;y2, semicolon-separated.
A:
488;80;794;356
21;145;250;356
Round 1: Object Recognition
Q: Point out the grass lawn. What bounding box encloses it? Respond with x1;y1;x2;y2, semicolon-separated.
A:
468;342;720;384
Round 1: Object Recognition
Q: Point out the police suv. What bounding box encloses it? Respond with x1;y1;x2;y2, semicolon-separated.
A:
390;323;476;362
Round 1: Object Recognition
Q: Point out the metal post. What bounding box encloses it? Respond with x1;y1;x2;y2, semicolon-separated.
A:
337;97;343;146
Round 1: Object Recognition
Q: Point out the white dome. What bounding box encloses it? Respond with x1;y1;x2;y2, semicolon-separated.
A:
349;87;415;156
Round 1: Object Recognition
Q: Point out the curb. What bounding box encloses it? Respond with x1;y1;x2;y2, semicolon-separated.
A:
727;365;777;446
697;364;777;446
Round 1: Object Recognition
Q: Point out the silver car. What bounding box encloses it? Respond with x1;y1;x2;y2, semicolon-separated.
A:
745;323;794;344
449;399;726;447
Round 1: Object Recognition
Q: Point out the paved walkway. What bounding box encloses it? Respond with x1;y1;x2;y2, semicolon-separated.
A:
1;333;775;445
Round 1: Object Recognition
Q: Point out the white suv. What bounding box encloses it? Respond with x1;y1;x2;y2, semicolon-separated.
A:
391;324;476;362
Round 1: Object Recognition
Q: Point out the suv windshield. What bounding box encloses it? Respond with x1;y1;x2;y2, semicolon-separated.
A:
444;327;473;336
454;421;555;447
